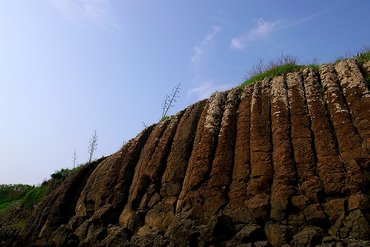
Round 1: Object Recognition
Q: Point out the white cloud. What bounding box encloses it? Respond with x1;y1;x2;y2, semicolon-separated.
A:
47;0;119;30
230;18;281;51
187;81;232;101
188;27;229;101
283;8;331;29
191;26;221;71
231;8;335;52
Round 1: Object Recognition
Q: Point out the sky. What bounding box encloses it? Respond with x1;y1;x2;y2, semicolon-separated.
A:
1;0;369;185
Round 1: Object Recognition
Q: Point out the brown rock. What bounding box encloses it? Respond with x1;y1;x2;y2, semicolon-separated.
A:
302;203;328;225
270;76;297;221
234;224;263;243
160;101;205;204
323;199;345;223
228;85;253;210
303;67;346;196
265;223;288;247
348;192;370;211
177;92;226;216
201;89;240;220
335;60;370;146
248;79;273;197
245;193;270;222
331;209;370;240
292;226;323;247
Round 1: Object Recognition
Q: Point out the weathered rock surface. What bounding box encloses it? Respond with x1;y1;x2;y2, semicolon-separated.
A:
8;59;370;246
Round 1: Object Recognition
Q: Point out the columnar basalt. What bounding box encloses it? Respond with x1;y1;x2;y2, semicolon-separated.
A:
11;59;370;247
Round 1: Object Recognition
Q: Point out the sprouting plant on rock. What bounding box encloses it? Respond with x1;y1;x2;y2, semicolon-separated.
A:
72;150;78;168
161;83;181;120
88;130;98;163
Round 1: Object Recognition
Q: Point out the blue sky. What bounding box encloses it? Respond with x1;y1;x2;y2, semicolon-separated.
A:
1;0;369;185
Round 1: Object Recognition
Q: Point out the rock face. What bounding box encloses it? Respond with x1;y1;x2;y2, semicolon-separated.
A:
13;60;370;246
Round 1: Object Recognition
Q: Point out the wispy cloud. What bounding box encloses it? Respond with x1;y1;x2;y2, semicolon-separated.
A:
283;8;332;29
188;26;229;102
230;18;281;51
191;26;222;75
231;8;334;51
187;81;232;101
47;0;119;31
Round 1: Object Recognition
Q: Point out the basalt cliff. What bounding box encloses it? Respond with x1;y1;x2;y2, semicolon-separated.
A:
5;60;370;246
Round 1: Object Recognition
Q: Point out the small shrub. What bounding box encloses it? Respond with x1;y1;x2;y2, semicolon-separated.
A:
49;159;101;185
49;165;82;184
51;168;71;180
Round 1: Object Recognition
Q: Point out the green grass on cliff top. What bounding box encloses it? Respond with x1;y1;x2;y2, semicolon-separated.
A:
241;63;304;87
240;55;304;87
355;49;370;63
241;48;370;88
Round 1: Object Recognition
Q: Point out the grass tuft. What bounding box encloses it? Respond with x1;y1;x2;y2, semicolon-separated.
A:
355;50;370;63
240;54;304;87
354;48;370;63
242;63;303;87
160;115;170;122
307;64;320;70
335;46;370;64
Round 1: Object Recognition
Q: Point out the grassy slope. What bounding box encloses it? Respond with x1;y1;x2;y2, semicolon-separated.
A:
0;185;32;215
0;194;14;214
0;160;97;217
